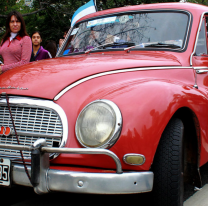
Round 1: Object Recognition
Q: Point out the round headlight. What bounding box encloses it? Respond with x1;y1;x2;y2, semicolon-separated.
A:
75;100;122;148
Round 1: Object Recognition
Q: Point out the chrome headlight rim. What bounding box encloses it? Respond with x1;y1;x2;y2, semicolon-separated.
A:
75;99;122;149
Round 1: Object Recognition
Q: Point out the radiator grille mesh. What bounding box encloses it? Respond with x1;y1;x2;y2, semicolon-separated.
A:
0;105;63;158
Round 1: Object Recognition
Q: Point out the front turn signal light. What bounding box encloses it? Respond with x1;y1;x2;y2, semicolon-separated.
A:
123;154;145;165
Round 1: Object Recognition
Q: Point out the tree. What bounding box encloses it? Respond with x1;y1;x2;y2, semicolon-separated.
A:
185;0;208;5
0;0;75;45
0;0;16;41
96;0;179;10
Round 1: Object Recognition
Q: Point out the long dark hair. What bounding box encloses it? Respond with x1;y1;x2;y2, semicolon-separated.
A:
31;31;42;39
1;11;29;46
45;40;57;58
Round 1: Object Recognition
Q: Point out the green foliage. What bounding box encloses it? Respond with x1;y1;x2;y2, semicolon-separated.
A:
0;0;33;42
25;4;71;46
96;0;180;10
0;0;73;46
186;0;208;5
0;0;16;14
0;1;15;41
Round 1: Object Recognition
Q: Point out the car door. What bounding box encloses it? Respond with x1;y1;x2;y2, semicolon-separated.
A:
192;15;208;94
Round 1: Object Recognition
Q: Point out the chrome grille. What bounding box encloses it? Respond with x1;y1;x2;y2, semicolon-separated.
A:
0;104;63;158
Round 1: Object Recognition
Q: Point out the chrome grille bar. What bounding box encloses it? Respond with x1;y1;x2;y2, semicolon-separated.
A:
0;107;62;134
9;131;62;138
0;97;68;159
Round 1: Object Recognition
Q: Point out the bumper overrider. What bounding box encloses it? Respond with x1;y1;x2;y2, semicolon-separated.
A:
0;139;153;195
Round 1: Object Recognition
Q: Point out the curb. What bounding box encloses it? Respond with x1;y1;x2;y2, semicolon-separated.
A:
184;184;208;206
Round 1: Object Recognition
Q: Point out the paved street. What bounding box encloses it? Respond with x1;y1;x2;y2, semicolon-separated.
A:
184;185;208;206
184;162;208;206
1;162;208;206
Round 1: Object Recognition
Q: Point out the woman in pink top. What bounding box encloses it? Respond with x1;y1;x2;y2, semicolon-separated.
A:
0;11;32;74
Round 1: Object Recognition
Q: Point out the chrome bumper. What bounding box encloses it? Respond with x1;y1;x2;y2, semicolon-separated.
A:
13;164;153;194
0;139;154;195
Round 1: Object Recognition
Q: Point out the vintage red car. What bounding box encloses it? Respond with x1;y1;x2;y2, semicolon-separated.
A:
0;2;208;206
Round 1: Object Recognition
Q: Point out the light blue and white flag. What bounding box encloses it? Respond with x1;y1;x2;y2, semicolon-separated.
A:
71;0;97;27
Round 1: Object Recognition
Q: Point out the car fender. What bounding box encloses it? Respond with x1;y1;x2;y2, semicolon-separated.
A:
55;71;206;171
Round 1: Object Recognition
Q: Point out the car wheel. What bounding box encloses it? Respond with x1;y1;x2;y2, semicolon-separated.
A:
152;118;184;206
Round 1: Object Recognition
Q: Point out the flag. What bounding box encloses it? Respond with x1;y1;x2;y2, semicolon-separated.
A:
71;0;97;27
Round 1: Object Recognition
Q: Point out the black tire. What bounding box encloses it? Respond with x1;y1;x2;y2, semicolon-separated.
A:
152;118;184;206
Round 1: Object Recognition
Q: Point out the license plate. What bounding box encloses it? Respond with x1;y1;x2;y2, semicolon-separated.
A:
0;158;11;186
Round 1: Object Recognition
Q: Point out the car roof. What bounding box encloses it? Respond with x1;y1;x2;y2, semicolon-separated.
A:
77;2;208;23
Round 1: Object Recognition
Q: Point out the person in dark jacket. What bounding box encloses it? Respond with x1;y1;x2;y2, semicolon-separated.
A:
45;40;57;58
30;31;51;61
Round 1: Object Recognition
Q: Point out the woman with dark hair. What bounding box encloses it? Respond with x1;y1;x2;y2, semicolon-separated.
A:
45;40;57;58
30;31;51;61
0;11;32;74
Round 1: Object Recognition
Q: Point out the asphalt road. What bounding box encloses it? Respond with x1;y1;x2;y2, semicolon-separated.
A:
1;162;208;206
184;184;208;206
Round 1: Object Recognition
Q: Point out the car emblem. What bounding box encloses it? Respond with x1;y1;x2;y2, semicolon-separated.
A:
0;126;12;136
0;86;28;90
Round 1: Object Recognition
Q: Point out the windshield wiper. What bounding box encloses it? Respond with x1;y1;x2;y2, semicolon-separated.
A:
144;42;181;48
85;42;135;54
85;42;113;54
124;42;181;52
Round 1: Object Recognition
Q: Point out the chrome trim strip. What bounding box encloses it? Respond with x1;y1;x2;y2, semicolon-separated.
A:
54;66;192;100
12;164;154;194
196;70;208;74
190;12;207;66
75;99;122;149
0;143;32;151
56;27;73;57
0;97;68;159
193;66;208;70
10;131;62;138
184;10;192;51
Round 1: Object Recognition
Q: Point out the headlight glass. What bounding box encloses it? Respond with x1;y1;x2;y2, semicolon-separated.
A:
75;100;122;148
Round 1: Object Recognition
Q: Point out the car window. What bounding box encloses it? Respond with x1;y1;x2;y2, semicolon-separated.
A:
195;18;207;56
59;11;190;56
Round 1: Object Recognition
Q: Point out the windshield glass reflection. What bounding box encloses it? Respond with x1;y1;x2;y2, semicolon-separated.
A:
59;11;189;56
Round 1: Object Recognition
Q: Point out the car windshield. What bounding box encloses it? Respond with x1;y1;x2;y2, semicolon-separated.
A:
59;11;189;56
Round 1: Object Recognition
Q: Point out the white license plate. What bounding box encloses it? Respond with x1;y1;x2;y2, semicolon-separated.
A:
0;158;11;186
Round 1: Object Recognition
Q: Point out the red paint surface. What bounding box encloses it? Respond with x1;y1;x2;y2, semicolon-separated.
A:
1;3;208;172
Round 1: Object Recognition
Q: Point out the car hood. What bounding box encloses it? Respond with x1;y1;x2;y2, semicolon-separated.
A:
0;52;182;100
